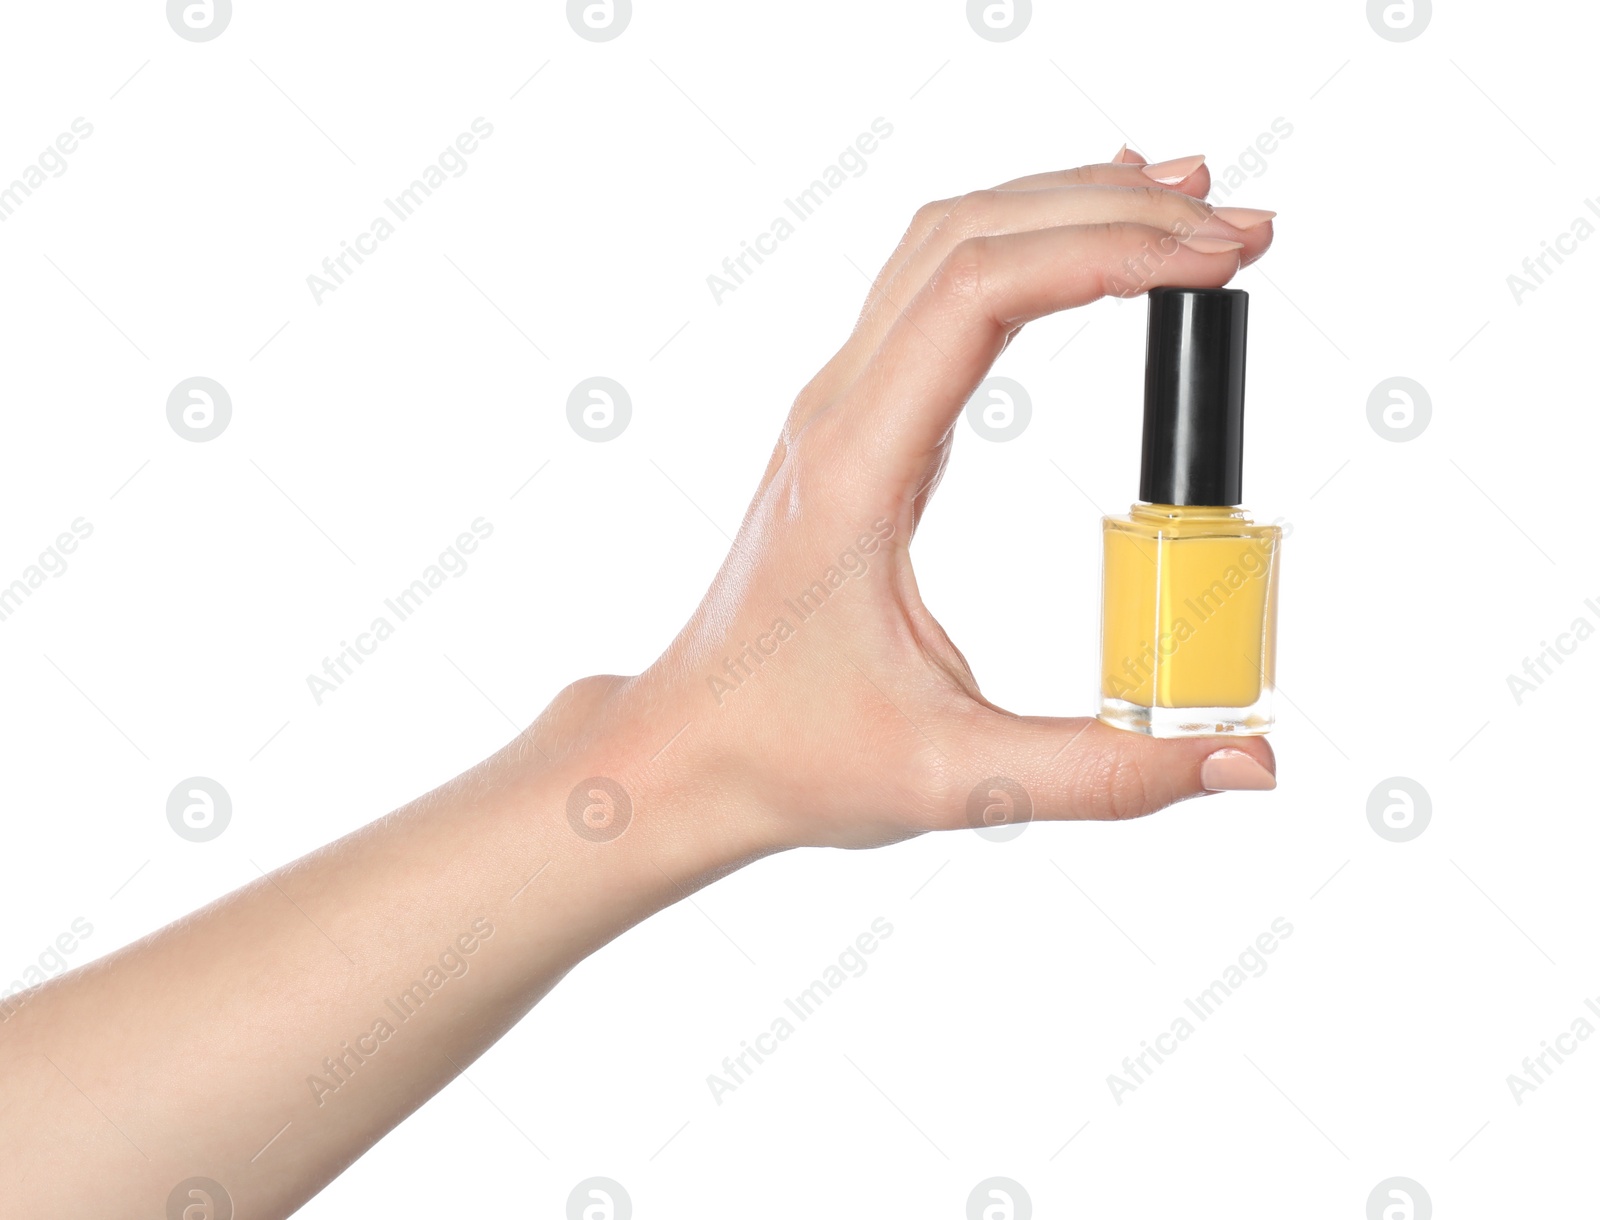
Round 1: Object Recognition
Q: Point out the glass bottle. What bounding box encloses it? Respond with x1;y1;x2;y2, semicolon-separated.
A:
1098;287;1282;737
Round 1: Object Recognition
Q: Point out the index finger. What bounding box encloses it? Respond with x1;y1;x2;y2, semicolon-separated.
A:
843;221;1256;496
994;153;1210;198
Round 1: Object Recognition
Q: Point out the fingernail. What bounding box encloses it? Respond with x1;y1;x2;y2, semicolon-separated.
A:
1181;236;1245;254
1113;143;1144;164
1211;207;1277;230
1200;749;1277;792
1140;153;1205;184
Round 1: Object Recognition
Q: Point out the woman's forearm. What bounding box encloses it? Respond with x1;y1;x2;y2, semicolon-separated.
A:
0;675;754;1218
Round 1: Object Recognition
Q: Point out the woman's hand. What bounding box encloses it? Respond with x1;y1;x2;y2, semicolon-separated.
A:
560;148;1280;862
0;148;1281;1220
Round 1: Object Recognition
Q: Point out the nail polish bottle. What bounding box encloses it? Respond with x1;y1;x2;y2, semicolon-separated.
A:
1099;287;1281;737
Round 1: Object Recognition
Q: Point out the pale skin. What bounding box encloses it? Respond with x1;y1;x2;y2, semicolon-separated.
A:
0;148;1278;1217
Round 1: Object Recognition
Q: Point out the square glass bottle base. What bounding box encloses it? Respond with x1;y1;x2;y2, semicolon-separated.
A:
1098;691;1274;738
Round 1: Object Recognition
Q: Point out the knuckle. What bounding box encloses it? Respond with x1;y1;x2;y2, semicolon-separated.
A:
908;198;956;242
1109;186;1213;236
1093;753;1154;821
933;235;993;303
1166;193;1213;231
944;189;1001;236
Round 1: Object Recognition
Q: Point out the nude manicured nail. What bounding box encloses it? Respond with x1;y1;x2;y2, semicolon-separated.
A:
1211;207;1277;230
1181;236;1245;254
1113;143;1144;164
1140;154;1205;184
1200;749;1277;792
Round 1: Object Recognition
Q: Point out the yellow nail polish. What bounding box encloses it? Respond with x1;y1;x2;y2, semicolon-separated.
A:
1098;288;1282;737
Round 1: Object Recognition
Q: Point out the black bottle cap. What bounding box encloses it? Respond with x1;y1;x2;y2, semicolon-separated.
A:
1139;287;1249;507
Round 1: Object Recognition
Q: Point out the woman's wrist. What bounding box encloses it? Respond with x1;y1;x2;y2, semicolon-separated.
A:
517;672;784;900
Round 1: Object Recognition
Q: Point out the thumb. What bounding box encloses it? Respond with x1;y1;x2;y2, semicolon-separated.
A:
955;711;1276;827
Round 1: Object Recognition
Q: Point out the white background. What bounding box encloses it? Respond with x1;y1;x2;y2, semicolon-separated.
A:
1;0;1593;1215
